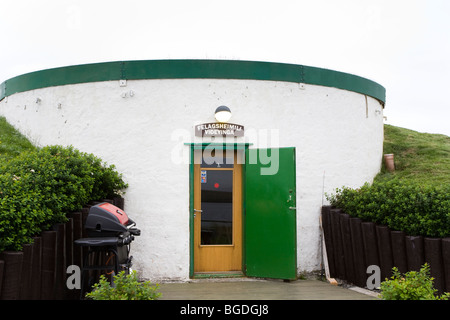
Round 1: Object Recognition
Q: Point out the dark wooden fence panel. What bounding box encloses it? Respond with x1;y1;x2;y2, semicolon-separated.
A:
321;206;449;294
0;198;122;300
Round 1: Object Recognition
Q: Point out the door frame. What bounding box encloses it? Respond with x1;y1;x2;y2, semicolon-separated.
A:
188;143;251;278
188;143;298;279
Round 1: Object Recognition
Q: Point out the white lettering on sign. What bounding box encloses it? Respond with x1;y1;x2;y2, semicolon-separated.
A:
195;123;244;137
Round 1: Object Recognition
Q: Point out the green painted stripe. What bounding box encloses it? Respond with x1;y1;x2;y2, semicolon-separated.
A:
0;60;385;103
0;81;5;100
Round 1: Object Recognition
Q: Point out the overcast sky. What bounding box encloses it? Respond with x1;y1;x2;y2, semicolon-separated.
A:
1;0;449;136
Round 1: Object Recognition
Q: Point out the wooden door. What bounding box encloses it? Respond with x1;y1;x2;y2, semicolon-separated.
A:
193;150;242;273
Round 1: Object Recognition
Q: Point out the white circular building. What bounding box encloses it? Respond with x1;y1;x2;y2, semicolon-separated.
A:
0;60;385;281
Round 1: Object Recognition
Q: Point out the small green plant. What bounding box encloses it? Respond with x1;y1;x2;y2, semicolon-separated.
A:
379;263;450;300
86;270;161;300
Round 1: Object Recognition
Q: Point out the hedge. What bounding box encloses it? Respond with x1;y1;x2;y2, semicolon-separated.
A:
0;145;128;252
326;179;450;238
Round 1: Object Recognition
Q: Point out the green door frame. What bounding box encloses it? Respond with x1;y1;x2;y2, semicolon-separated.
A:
187;143;297;279
186;143;251;278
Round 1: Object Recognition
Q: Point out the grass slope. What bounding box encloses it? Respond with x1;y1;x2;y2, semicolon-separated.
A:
0;116;36;162
376;124;450;186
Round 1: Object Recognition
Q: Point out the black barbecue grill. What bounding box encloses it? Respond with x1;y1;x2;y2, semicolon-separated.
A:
74;202;140;297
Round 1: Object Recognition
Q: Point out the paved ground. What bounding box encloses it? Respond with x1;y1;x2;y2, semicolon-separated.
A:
159;278;379;300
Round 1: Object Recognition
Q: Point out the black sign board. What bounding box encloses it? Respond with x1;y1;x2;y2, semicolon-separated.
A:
195;122;244;137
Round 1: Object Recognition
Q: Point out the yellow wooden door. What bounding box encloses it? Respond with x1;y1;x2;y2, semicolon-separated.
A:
193;150;242;273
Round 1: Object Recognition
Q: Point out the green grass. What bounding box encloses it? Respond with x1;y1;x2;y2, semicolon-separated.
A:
375;124;450;186
0;116;36;162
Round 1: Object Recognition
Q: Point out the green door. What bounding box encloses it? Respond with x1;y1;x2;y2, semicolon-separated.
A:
245;147;297;280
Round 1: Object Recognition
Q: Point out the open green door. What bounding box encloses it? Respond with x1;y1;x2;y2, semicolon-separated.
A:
245;147;297;280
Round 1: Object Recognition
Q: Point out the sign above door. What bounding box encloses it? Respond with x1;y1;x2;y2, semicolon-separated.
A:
195;123;244;137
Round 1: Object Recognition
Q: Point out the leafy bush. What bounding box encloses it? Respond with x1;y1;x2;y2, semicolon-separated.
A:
380;263;450;300
86;271;161;300
0;173;53;251
326;179;450;238
0;145;128;252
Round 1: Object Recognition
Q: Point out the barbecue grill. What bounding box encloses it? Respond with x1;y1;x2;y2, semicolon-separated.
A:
74;202;141;297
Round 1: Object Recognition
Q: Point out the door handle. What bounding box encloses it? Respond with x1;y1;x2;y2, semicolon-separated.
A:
193;209;202;218
289;207;296;210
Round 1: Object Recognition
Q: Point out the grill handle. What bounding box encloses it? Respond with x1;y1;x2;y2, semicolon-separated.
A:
129;228;141;236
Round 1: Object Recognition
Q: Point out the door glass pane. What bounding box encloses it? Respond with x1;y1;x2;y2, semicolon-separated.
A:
201;170;233;245
201;156;234;168
201;149;234;168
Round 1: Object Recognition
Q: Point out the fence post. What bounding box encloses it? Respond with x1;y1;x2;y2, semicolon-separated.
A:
442;238;450;293
424;238;445;295
339;213;355;284
405;236;424;272
52;224;66;299
0;251;23;300
30;237;42;300
0;260;4;298
349;217;367;288
376;225;394;282
330;209;346;280
390;231;408;274
19;243;34;299
321;206;336;278
361;222;379;278
41;231;57;300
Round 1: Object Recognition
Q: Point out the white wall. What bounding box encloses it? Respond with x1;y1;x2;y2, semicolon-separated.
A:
0;78;384;281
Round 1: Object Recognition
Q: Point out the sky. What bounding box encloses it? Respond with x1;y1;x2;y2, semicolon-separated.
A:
1;0;449;136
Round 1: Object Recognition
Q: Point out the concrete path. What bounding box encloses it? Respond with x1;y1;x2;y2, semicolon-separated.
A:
159;278;379;300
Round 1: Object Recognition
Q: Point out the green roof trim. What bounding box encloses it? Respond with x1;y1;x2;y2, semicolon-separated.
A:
0;60;385;104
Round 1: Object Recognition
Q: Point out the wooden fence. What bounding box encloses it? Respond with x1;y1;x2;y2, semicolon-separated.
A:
0;197;124;300
321;206;450;294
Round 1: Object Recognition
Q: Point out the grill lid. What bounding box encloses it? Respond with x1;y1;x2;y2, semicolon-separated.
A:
85;202;134;233
99;203;129;225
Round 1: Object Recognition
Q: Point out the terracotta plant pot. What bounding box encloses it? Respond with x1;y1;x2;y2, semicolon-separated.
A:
384;154;395;172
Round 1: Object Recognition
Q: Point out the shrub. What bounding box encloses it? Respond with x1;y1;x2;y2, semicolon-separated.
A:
0;145;128;252
326;179;450;238
0;173;53;251
380;263;450;300
86;271;161;300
